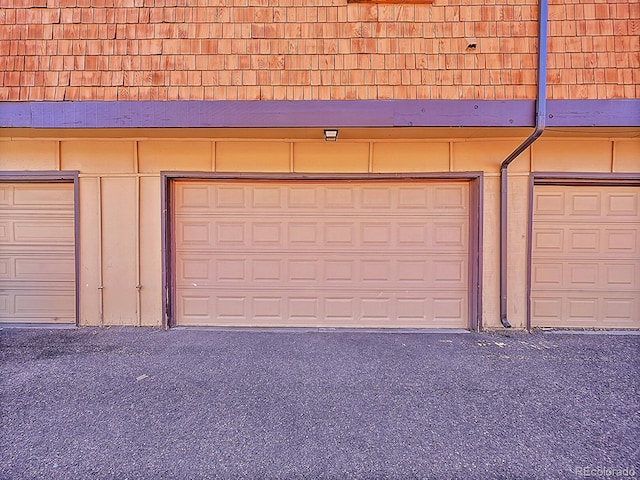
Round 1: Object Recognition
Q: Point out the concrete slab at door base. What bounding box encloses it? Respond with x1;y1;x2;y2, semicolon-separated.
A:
171;326;471;334
0;323;77;329
538;329;640;336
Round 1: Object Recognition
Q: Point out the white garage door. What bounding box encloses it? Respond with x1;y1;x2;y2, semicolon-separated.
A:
531;184;640;328
0;182;76;324
173;180;470;328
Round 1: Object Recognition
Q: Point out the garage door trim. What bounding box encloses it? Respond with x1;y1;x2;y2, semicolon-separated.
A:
162;172;484;331
0;171;80;326
528;172;640;330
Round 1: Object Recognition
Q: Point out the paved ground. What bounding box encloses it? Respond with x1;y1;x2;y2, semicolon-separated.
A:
1;327;638;480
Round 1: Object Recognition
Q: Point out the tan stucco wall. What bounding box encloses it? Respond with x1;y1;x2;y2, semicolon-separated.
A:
1;130;638;329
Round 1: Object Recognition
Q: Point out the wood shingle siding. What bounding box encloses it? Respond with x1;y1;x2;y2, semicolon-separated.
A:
1;1;637;101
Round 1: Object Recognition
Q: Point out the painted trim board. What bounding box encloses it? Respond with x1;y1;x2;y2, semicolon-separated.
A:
1;100;638;129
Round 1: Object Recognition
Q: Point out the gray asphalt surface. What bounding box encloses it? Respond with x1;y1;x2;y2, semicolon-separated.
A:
1;327;638;480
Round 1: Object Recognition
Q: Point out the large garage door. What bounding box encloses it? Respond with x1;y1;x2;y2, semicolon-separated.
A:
0;182;76;324
173;180;470;328
531;185;640;328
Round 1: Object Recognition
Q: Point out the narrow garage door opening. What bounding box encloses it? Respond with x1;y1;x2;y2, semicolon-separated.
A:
0;180;77;325
530;181;640;329
169;177;478;329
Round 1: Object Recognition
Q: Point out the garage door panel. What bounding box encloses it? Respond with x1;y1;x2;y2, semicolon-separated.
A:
535;186;640;220
0;183;73;208
251;186;282;208
605;262;637;287
602;296;639;325
0;255;75;282
17;255;74;280
252;296;283;320
216;296;246;320
176;289;469;326
176;182;471;212
176;288;468;328
434;222;468;249
433;297;465;321
325;223;355;245
570;193;602;216
175;254;467;289
0;294;7;315
605;229;638;253
532;226;639;258
324;187;354;208
532;184;640;329
324;296;354;321
568;263;599;287
178;256;212;281
531;262;640;291
217;258;246;281
253;259;282;281
175;217;467;252
180;295;210;318
254;222;282;245
217;186;245;208
0;217;74;245
173;180;470;328
531;297;565;326
532;293;639;328
607;193;638;216
568;229;599;252
289;260;319;281
14;292;75;315
534;191;565;215
433;185;467;211
532;229;563;252
289;297;319;320
13;186;72;206
177;184;210;208
398;187;429;208
288;187;318;208
0;291;75;322
13;220;73;244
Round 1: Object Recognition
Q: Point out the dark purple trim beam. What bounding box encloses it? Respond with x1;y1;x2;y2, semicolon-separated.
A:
2;99;534;128
2;100;530;128
0;102;31;128
546;100;640;127
1;99;637;129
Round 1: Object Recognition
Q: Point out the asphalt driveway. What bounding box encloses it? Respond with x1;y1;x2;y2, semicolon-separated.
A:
1;327;638;480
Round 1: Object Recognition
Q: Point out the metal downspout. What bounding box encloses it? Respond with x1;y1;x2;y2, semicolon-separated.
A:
499;0;548;328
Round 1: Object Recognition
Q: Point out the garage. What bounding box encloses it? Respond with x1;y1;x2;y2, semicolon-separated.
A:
170;178;477;329
0;181;77;325
530;181;640;329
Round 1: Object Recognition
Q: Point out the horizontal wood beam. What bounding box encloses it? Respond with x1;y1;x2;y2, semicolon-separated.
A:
0;100;637;129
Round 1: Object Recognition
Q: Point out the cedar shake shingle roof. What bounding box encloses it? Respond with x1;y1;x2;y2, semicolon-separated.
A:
1;0;638;101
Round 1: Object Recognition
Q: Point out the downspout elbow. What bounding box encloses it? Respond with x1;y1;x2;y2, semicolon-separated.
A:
499;121;546;173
